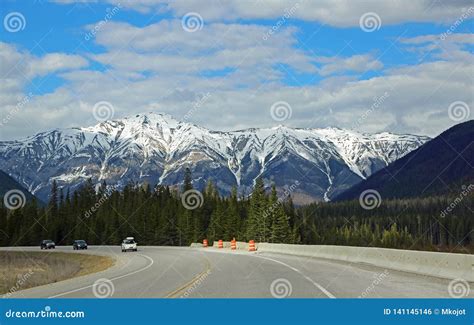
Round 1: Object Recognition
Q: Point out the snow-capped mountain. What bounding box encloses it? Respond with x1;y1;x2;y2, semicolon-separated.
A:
0;113;430;204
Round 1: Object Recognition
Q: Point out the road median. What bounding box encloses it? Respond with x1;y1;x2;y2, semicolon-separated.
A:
0;251;114;296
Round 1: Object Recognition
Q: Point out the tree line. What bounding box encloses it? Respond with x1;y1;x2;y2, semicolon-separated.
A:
0;169;472;253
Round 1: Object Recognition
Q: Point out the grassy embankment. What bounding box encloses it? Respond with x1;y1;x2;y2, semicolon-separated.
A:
0;251;114;295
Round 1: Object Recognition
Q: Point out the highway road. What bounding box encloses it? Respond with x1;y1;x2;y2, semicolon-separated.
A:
1;246;471;298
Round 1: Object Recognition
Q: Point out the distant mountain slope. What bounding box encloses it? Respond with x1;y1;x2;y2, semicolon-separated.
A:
336;120;474;200
0;113;429;203
0;170;37;205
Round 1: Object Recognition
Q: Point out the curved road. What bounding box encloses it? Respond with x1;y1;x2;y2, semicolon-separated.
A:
1;246;470;298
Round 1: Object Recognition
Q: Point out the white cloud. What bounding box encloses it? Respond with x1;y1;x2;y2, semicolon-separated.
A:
0;43;88;136
30;53;88;77
89;20;315;80
0;42;88;105
316;54;383;76
401;33;474;45
53;0;474;27
0;11;473;141
2;46;471;139
400;33;474;63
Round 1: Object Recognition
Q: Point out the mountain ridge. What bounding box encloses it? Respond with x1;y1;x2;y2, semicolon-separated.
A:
0;170;37;206
335;120;474;200
0;112;430;203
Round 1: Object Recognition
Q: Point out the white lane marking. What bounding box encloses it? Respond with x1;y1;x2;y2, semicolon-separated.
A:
255;255;336;299
48;253;155;298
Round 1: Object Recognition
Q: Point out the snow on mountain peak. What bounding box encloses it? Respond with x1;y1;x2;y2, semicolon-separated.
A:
0;112;430;203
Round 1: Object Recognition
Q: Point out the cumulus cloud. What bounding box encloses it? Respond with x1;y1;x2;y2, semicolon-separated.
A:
88;21;315;82
2;41;471;139
316;54;383;76
1;2;473;140
0;43;88;107
53;0;474;27
400;33;474;62
30;53;88;77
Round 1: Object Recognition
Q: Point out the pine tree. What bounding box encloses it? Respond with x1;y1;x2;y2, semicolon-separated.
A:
266;185;278;242
2;170;472;253
178;167;195;245
183;167;193;192
224;187;240;239
246;178;268;241
207;199;224;243
47;180;59;242
271;204;291;243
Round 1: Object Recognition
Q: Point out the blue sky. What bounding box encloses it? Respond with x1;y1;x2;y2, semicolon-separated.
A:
0;0;473;139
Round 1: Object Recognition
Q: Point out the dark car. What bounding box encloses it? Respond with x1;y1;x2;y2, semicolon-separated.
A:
73;240;88;250
40;240;55;249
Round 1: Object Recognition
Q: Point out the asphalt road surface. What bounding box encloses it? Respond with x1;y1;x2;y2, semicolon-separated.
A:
2;246;471;298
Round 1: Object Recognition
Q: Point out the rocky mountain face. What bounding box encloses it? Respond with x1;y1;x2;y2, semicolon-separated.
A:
0;170;37;205
0;113;429;204
335;120;474;201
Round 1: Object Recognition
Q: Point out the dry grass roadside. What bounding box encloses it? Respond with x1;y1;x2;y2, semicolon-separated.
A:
0;251;114;296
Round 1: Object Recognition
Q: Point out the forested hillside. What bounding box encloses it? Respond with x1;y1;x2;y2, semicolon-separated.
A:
336;120;474;200
0;169;472;253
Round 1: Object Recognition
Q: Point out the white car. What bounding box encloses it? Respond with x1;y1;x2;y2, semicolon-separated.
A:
121;237;137;252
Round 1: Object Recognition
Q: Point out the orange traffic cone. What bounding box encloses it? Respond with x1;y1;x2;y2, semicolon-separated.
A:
248;240;256;252
203;239;208;247
218;239;223;249
230;238;237;250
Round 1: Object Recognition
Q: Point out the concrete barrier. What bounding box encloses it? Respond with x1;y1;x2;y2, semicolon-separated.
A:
192;241;473;281
212;241;231;248
257;243;474;281
196;241;474;282
209;241;249;249
236;241;249;250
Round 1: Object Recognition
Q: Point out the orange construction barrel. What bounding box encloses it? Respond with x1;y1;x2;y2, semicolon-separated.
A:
248;240;256;251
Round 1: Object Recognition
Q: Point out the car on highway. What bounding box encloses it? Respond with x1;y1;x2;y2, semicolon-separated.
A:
73;240;88;250
121;237;137;252
40;239;55;249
